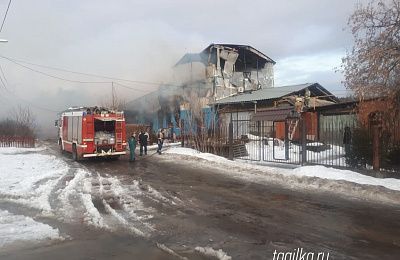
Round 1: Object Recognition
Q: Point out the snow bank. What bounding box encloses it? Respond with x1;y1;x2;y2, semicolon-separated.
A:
195;246;232;260
0;147;69;249
292;165;400;192
165;147;232;163
165;147;400;204
0;147;46;154
0;150;69;212
0;209;63;248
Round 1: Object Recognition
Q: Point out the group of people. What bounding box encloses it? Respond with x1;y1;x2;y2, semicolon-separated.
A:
127;129;165;162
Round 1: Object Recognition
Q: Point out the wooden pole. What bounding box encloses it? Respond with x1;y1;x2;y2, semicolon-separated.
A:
170;122;174;143
228;122;233;160
181;119;185;147
373;125;380;171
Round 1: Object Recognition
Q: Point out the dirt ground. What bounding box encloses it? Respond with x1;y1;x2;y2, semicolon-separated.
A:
1;142;400;259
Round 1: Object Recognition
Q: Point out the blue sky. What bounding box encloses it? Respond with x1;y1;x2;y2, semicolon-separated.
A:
0;0;361;128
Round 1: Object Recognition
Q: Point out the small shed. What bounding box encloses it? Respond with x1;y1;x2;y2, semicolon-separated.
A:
215;82;338;141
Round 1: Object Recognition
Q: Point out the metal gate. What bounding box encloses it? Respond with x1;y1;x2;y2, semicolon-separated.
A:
228;114;400;171
230;119;304;165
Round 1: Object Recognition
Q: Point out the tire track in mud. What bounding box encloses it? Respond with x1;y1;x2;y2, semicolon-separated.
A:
43;141;400;260
43;141;184;238
51;155;171;239
1;143;205;260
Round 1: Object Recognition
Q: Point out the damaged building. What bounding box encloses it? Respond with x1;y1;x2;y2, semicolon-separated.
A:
124;43;276;133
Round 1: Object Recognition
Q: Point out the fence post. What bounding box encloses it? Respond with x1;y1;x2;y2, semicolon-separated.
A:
228;122;233;160
181;119;185;147
301;120;307;165
170;122;174;143
149;122;154;145
285;121;289;160
373;125;380;171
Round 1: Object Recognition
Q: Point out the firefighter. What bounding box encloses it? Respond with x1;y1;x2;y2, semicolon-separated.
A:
156;129;165;155
304;88;311;108
138;130;149;156
128;133;137;162
294;95;303;113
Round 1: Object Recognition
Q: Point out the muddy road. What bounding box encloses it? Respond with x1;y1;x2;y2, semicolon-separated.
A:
2;143;400;259
90;152;400;260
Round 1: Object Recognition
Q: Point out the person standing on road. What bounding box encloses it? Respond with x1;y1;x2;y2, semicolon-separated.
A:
128;133;137;162
157;129;165;155
138;130;149;156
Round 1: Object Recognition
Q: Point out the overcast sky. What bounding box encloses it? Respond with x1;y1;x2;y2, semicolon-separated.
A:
0;0;361;134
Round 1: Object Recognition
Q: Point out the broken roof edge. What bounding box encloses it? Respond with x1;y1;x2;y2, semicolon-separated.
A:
173;52;209;67
203;43;276;64
173;43;277;68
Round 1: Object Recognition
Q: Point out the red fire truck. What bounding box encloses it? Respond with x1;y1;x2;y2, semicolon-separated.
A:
56;107;127;160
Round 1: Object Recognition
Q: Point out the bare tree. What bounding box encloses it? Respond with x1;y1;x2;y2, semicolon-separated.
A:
0;105;37;137
340;0;400;100
180;83;227;155
98;82;127;110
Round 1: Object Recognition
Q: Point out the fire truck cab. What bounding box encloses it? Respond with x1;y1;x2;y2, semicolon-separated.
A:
56;107;127;160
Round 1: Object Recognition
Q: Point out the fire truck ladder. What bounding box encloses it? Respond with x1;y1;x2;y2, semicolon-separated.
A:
115;112;124;150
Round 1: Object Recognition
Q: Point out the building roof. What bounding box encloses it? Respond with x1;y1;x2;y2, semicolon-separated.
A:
202;43;276;64
173;43;276;68
213;83;339;105
173;52;209;67
251;107;295;121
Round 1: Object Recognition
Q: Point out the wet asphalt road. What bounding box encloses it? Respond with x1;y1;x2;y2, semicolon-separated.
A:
2;143;400;260
82;149;400;260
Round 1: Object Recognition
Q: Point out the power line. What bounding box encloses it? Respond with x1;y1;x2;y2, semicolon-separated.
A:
0;0;11;33
0;55;110;84
0;54;208;93
113;82;154;93
0;81;60;113
0;54;164;86
0;64;9;86
0;54;362;98
0;54;217;91
0;60;61;113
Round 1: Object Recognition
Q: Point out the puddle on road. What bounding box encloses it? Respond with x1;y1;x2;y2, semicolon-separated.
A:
92;197;107;214
62;176;74;185
273;193;291;201
108;200;122;210
92;197;122;213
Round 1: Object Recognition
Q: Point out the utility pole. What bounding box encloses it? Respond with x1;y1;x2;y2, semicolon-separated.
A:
112;82;116;109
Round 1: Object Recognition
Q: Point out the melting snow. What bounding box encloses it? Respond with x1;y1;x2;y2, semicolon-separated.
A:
195;246;232;260
1;143;399;255
0;209;63;248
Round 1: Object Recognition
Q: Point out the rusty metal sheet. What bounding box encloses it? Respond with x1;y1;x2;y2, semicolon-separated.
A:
251;107;294;121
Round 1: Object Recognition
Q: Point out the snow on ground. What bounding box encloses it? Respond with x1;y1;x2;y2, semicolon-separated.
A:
0;143;399;256
195;246;232;260
164;146;400;190
0;151;69;213
292;166;400;191
241;140;347;166
0;145;156;251
0;147;68;249
164;146;400;205
0;209;63;248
